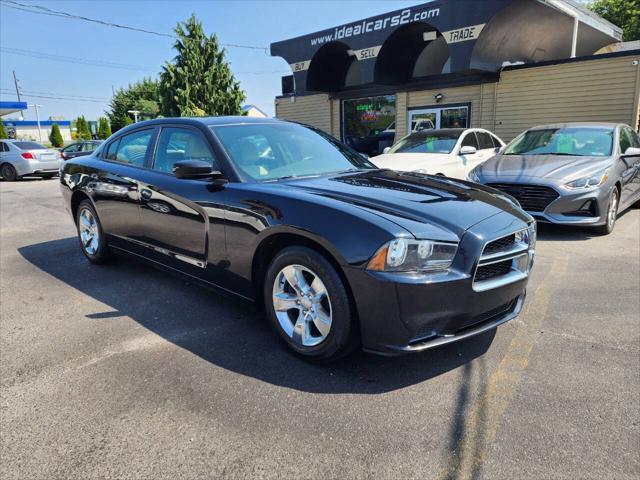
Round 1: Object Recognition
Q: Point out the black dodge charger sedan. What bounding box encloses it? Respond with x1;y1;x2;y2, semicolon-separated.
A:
60;117;536;361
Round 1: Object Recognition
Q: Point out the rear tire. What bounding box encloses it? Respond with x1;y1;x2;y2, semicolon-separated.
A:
0;163;19;182
263;246;358;362
596;188;619;235
76;199;110;264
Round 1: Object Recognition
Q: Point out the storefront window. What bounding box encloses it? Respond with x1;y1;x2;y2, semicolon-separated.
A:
441;107;469;128
342;95;396;156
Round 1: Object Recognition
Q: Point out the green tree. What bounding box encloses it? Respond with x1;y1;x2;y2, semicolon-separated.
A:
97;117;112;139
0;121;7;139
107;78;160;131
159;15;245;117
49;123;64;147
75;116;92;140
589;0;639;41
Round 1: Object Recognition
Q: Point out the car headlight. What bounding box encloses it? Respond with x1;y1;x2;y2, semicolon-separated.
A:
565;169;609;190
467;168;481;183
367;238;458;273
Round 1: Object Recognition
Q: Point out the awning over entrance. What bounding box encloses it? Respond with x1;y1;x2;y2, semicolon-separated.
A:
0;101;27;117
270;0;623;95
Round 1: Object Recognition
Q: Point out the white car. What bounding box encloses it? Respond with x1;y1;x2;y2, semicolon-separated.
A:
0;140;62;181
372;128;505;179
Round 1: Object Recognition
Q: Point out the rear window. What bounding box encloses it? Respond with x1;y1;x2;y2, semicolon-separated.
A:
390;132;461;154
14;142;46;150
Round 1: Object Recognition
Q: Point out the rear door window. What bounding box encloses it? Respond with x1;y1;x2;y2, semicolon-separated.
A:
112;129;153;167
476;132;494;150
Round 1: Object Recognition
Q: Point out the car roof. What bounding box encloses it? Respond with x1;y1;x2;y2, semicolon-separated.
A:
118;115;279;130
407;128;466;136
528;122;622;130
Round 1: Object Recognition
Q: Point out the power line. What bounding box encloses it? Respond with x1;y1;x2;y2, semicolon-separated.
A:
0;88;110;101
0;47;156;72
0;89;109;104
0;0;269;52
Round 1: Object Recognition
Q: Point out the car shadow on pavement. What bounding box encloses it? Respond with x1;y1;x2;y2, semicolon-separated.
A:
535;207;635;242
19;237;497;394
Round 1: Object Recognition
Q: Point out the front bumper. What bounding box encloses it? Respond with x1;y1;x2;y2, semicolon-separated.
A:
345;212;533;355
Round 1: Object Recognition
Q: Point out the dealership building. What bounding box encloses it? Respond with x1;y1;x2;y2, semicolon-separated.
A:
270;0;640;154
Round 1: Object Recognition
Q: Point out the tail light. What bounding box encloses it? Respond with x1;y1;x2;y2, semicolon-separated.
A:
21;152;36;160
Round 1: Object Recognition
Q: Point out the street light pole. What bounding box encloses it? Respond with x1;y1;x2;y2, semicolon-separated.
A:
12;70;24;121
28;104;43;142
127;110;141;123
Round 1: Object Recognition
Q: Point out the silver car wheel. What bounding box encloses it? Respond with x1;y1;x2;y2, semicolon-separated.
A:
607;190;618;230
272;264;333;347
78;207;100;255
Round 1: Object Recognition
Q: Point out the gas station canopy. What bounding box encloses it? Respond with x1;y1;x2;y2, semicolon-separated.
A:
0;101;27;117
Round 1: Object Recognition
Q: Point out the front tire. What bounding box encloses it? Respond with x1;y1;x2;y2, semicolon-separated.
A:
263;246;358;362
0;163;19;181
596;188;619;235
76;199;110;264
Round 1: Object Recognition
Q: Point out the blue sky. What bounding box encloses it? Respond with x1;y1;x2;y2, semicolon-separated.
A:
0;0;422;121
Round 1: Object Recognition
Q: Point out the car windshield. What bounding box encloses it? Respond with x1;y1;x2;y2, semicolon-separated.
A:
14;142;47;150
503;127;614;157
389;132;460;154
211;123;376;181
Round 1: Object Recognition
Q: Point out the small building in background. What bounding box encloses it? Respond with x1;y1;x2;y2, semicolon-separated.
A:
1;119;72;142
242;104;269;118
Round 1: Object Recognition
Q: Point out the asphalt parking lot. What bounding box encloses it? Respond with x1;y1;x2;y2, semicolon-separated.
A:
1;178;638;480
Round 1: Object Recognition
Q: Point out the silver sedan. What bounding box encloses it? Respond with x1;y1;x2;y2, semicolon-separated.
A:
468;123;640;234
0;140;62;181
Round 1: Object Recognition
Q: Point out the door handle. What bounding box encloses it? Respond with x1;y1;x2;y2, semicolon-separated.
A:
140;188;152;200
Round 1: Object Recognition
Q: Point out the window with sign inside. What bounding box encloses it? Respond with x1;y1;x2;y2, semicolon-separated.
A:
342;96;396;156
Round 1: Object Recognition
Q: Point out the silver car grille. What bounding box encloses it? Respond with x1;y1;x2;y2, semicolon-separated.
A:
473;224;536;292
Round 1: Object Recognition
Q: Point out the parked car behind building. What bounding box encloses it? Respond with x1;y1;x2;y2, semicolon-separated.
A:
468;123;640;234
0;140;61;181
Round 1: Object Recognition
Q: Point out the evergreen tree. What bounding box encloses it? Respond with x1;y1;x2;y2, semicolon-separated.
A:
0;121;7;139
49;123;64;147
159;15;245;117
97;117;112;139
75;116;91;140
106;78;160;132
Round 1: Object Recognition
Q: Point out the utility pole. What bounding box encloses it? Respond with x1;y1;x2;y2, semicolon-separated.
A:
29;104;43;142
12;70;24;120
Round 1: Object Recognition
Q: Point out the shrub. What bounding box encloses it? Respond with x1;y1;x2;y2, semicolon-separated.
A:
49;123;64;147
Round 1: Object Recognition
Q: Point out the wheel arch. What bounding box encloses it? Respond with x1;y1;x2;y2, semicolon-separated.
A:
70;189;94;224
251;231;360;328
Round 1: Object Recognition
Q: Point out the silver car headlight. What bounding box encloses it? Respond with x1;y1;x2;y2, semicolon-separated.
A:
467;167;481;183
565;169;609;190
367;238;458;273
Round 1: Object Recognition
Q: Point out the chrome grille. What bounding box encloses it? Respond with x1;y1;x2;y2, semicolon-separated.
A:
473;225;536;292
488;183;559;212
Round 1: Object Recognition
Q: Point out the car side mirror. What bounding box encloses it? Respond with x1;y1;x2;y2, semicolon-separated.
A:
623;147;640;157
173;160;222;180
460;146;477;155
383;147;391;154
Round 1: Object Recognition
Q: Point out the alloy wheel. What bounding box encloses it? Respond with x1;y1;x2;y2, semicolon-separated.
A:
607;190;618;230
272;264;333;347
78;208;100;255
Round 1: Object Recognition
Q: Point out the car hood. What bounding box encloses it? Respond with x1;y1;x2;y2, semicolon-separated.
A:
372;153;452;172
278;169;530;239
476;154;613;181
